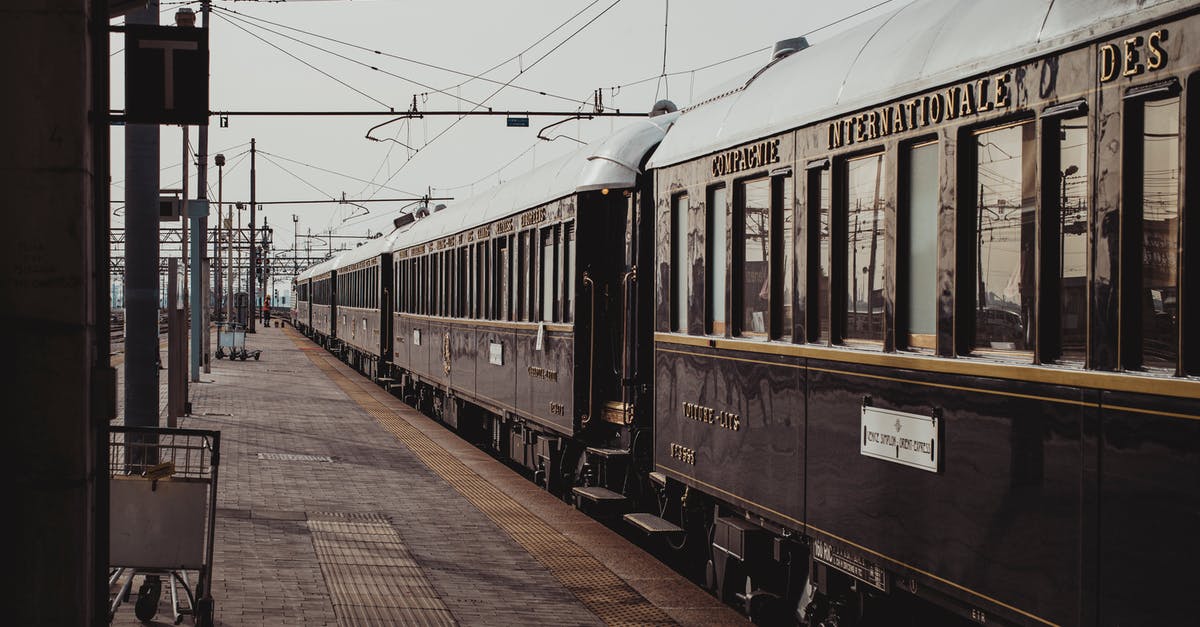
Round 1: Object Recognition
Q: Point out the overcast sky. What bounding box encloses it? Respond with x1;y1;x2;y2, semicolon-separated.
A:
110;0;889;265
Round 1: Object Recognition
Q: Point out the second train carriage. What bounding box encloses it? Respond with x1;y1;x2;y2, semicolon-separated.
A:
331;110;678;490
304;253;343;348
333;232;399;378
647;0;1199;625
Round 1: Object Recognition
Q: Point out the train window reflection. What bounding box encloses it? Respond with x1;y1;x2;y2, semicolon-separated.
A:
541;227;557;322
1139;97;1179;371
708;186;727;335
806;167;831;343
973;121;1036;354
672;194;688;332
904;142;938;350
564;223;575;322
739;178;770;338
1058;122;1088;363
844;152;887;344
778;176;794;341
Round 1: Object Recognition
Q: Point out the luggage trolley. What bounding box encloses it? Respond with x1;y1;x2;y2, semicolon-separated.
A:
107;426;221;626
214;321;260;361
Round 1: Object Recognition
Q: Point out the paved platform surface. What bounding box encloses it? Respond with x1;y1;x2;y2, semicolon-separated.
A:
111;325;745;626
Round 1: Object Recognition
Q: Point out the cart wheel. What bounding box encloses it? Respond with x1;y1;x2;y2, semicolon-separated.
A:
194;598;214;627
134;576;161;621
253;352;260;360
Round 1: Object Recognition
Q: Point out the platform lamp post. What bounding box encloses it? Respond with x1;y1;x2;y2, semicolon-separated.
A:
214;153;224;320
292;214;298;277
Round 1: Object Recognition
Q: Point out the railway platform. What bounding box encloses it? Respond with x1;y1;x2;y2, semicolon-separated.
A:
112;324;744;626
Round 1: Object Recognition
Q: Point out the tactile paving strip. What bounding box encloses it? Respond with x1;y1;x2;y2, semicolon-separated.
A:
306;511;457;626
289;329;676;626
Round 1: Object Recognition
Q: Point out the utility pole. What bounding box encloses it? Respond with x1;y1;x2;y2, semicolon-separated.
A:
249;138;257;332
195;0;211;377
214;153;224;321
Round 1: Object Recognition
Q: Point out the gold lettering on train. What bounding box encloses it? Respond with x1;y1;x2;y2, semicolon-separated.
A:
669;442;696;465
1147;30;1168;71
682;401;742;432
827;72;1012;150
711;138;781;177
520;206;547;228
527;366;558;382
549;402;565;416
1100;29;1169;83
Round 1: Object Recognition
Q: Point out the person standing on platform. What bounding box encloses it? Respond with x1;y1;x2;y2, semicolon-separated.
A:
262;296;271;326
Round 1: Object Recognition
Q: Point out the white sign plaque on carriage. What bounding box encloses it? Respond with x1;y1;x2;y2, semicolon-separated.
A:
860;406;940;473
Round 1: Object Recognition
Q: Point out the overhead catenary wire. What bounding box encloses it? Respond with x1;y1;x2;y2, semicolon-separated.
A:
214;11;392;109
257;150;419;196
364;0;625;202
213;2;605;111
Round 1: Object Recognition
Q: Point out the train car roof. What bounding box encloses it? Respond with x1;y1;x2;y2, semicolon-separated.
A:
298;251;345;280
389;111;679;254
648;0;1186;168
335;229;401;270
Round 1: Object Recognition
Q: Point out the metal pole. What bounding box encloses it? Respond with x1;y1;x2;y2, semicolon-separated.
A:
196;0;211;376
125;1;161;430
214;155;223;321
249;138;257;332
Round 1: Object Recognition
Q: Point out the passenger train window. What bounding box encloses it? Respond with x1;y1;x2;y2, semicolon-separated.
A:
738;178;771;338
1050;115;1090;364
903;141;938;351
541;226;557;322
498;238;511;321
805;163;831;343
516;234;527;321
564;223;575;323
1129;96;1180;372
843;152;887;345
775;175;794;342
671;193;688;332
708;186;728;336
972;120;1036;355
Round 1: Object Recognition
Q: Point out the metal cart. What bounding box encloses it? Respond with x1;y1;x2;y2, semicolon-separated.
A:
214;322;260;361
107;426;221;626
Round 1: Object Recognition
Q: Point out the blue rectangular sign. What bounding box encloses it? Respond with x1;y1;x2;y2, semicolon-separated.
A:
506;116;529;128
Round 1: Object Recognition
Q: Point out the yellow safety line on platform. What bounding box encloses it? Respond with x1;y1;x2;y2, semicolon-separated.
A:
285;327;677;627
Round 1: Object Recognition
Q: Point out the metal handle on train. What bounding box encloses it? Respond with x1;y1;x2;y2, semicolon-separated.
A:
581;272;596;428
621;267;638;383
620;268;638;426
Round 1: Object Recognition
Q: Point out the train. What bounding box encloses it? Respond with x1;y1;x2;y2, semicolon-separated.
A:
291;1;1200;624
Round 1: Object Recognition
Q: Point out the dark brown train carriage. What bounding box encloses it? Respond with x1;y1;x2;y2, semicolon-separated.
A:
386;112;678;492
331;233;396;379
648;1;1199;625
307;256;341;349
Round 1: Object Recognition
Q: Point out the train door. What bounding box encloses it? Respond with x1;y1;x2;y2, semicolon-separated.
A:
330;269;338;342
379;254;393;369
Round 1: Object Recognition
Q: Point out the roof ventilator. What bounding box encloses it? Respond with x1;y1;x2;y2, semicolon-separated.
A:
745;36;810;87
650;99;678;117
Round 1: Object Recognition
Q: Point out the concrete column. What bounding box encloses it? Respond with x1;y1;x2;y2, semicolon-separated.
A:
0;0;106;623
125;1;161;429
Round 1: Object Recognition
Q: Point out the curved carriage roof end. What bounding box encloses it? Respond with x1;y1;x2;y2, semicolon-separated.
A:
389;112;679;254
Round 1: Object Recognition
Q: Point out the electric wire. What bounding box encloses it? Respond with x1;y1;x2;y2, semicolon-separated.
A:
365;0;624;201
257;150;419;196
214;11;391;109
214;2;603;110
258;154;339;201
